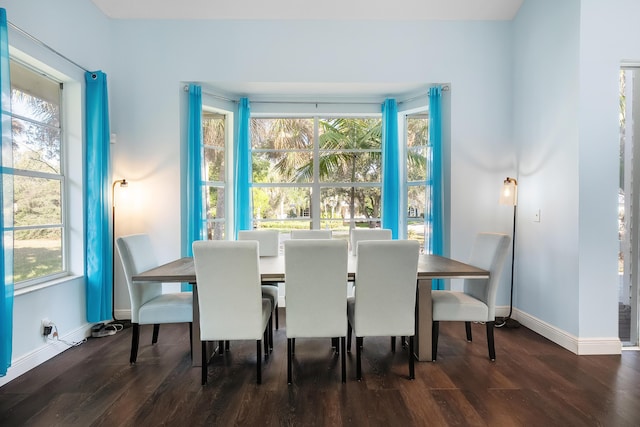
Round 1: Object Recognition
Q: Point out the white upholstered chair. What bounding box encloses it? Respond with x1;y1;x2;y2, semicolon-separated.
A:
431;232;510;362
116;234;193;364
347;240;420;380
192;240;272;385
284;239;348;384
238;230;281;334
350;228;392;255
290;229;332;240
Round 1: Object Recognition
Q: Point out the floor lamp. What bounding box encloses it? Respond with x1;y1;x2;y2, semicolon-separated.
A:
112;178;128;321
496;177;520;328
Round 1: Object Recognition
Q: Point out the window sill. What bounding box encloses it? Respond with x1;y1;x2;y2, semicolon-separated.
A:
14;274;83;297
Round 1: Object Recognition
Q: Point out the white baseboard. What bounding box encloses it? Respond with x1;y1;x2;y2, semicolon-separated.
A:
508;307;622;355
0;323;93;388
114;309;131;321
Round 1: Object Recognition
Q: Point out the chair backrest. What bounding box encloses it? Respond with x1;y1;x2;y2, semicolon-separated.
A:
116;234;164;323
284;239;348;338
290;229;332;240
463;232;511;321
350;228;392;255
353;240;420;337
192;240;264;341
238;229;279;256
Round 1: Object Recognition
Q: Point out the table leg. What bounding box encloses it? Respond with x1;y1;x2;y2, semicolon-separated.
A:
414;278;433;362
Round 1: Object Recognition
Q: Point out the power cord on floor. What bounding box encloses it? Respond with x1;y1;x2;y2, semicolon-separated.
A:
46;323;87;347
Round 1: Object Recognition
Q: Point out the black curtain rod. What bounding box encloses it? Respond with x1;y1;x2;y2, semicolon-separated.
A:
8;21;90;73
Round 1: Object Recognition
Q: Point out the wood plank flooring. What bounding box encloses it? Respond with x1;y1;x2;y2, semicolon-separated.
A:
1;311;639;426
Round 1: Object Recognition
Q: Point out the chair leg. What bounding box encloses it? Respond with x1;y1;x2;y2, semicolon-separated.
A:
356;337;363;381
269;315;274;351
432;321;439;361
152;324;160;344
201;341;207;385
189;323;193;358
332;337;338;352
465;321;472;341
287;338;293;385
391;336;396;353
347;323;352;353
408;336;415;380
219;341;225;355
292;338;295;354
225;341;230;352
341;336;346;383
264;327;269;360
256;340;262;384
130;323;140;364
401;336;407;348
486;321;496;361
275;305;279;330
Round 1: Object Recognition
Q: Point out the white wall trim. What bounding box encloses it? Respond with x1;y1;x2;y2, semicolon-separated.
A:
0;323;93;388
511;308;622;355
114;309;132;320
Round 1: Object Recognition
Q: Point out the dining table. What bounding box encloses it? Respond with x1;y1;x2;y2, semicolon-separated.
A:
132;253;489;365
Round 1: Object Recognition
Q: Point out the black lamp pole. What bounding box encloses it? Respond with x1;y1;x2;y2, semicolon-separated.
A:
112;178;128;321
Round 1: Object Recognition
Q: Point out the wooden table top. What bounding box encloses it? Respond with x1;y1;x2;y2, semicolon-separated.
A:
132;254;488;283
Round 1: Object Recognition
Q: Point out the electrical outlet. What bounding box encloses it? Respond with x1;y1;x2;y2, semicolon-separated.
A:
42;318;53;337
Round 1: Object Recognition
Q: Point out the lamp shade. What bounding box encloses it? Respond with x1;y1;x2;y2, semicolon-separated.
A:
499;177;517;206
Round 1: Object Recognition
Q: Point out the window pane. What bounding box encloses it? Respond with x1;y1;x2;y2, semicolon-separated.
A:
14;228;62;282
10;88;60;127
318;151;381;183
205;186;225;220
252;187;310;220
406;114;428;148
251;118;314;149
407;219;426;253
14;176;61;226
407;147;427;181
12;117;61;174
204;147;224;182
318;117;381;150
320;186;381;226
206;221;226;241
203;112;225;148
407;184;426;219
252;151;313;183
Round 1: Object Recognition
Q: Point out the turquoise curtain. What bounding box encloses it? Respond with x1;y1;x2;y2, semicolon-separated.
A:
234;98;252;238
381;99;399;239
183;84;203;291
186;84;204;250
0;7;13;377
84;71;112;321
427;86;444;290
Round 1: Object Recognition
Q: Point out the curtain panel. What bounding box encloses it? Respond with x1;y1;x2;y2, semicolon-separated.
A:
381;99;400;239
186;84;204;251
234;98;252;238
84;71;112;321
428;86;444;290
0;7;13;377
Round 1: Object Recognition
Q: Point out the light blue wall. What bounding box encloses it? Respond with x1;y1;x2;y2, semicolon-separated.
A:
511;0;581;334
577;0;640;338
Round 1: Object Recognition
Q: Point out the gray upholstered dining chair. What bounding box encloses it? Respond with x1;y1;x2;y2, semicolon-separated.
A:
192;240;272;385
238;229;281;334
290;229;332;239
116;234;193;364
349;228;392;254
347;240;420;380
284;239;348;384
431;232;510;362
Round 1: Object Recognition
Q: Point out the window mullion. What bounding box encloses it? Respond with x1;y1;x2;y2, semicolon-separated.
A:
312;116;320;229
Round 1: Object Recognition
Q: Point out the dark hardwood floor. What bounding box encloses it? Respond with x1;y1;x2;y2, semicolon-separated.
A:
1;311;639;426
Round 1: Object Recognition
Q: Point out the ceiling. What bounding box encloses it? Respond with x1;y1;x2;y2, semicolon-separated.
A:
91;0;523;21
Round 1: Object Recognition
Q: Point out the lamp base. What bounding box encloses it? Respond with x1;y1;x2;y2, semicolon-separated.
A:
494;316;520;329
